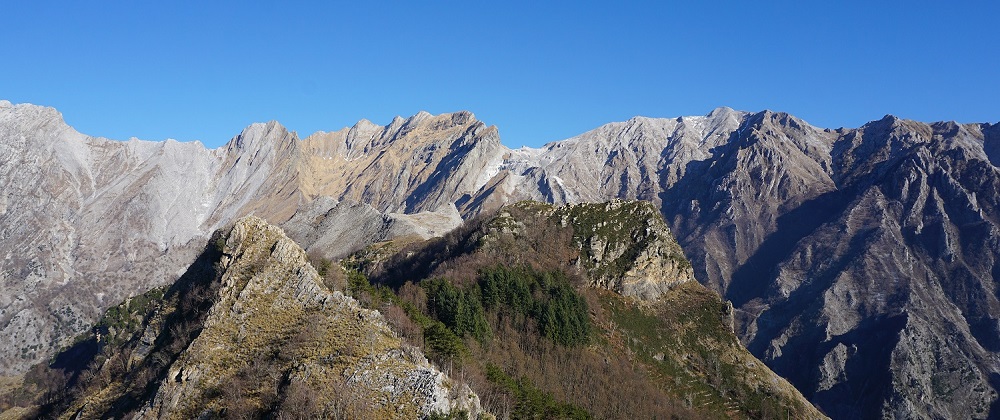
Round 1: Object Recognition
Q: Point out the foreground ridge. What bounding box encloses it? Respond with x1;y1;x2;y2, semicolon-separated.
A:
6;217;483;418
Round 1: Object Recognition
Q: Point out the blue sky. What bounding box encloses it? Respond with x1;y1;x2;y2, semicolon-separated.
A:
2;1;997;148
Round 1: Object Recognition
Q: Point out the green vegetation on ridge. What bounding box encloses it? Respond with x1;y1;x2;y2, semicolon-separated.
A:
346;200;823;419
423;266;591;347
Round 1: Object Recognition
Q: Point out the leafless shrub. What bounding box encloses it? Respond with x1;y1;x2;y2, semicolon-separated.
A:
277;379;321;418
383;303;422;346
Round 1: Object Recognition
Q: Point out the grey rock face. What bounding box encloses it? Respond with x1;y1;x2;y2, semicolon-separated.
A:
515;111;1000;419
0;106;310;376
0;103;492;376
281;196;462;261
552;200;696;301
4;98;999;418
0;102;220;376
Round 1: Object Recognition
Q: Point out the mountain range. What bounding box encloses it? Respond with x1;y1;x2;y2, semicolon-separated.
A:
1;99;998;418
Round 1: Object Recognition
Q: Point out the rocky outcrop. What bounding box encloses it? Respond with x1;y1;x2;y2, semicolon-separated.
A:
52;216;482;418
145;216;480;418
4;99;1000;418
554;200;695;301
482;200;694;301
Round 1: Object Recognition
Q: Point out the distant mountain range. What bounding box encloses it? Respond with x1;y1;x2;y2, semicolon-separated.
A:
1;99;998;418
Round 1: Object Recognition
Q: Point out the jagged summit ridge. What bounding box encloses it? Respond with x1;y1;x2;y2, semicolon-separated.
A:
4;99;999;418
0;103;502;376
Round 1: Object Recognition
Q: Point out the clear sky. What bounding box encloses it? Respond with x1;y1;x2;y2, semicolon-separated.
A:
2;1;997;148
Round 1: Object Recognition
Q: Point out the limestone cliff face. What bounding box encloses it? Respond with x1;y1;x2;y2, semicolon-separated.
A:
0;102;316;375
0;101;220;377
300;110;508;214
514;112;1000;419
5;99;1000;418
650;115;1000;419
0;102;497;376
281;196;462;261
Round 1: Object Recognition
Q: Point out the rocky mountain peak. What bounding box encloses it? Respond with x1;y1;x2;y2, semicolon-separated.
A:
0;100;62;121
0;101;75;147
341;111;483;157
879;113;901;124
449;110;475;125
857;114;936;145
344;118;385;156
384;115;406;135
5;100;1000;418
409;110;479;132
352;118;378;129
706;105;738;118
225;120;297;152
411;109;433;121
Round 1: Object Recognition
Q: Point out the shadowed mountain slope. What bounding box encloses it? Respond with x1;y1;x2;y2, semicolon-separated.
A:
2;99;999;417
